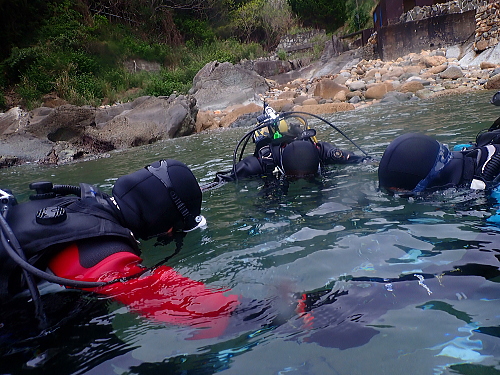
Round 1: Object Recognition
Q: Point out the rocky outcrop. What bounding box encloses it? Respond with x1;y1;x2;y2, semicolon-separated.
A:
0;95;197;166
2;36;500;168
189;61;270;111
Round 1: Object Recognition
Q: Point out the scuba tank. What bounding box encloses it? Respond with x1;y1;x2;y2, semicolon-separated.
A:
253;104;317;145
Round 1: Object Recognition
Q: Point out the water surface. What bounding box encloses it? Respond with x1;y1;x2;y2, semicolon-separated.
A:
1;91;499;375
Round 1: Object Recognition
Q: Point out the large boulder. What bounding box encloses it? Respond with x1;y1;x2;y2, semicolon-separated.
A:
485;73;500;89
97;95;197;141
399;81;425;93
24;105;95;141
190;61;269;111
365;83;388;100
313;78;349;100
439;65;464;80
421;55;447;67
0;107;28;135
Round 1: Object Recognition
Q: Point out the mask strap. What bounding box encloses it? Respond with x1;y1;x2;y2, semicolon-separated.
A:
146;161;205;232
413;143;452;193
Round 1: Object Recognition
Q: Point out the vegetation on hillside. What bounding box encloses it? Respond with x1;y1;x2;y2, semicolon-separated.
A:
0;0;376;110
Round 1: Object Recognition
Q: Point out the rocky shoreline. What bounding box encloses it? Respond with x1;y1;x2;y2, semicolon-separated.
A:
202;42;500;129
1;40;500;168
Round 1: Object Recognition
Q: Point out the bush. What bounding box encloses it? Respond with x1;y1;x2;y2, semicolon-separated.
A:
144;73;186;97
345;0;376;33
287;0;347;33
0;1;269;108
175;17;216;45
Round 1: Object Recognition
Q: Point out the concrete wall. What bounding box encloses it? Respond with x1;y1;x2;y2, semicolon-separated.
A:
377;10;476;60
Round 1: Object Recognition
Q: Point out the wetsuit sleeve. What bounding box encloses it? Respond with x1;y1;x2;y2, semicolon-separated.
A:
316;141;366;164
489;116;500;131
216;155;265;181
476;128;500;146
48;241;240;339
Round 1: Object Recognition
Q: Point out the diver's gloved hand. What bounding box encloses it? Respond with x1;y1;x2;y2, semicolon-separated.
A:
215;155;265;182
317;142;365;164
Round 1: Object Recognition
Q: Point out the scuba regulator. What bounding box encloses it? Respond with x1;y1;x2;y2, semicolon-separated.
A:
0;188;17;218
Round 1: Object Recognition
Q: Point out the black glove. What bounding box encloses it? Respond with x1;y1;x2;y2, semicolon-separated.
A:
318;142;365;164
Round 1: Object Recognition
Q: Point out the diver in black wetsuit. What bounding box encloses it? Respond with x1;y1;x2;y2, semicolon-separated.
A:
378;91;500;195
211;105;369;185
0;159;248;345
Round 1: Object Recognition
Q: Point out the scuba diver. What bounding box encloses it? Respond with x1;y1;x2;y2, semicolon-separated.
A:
378;91;500;195
208;105;370;186
0;159;239;339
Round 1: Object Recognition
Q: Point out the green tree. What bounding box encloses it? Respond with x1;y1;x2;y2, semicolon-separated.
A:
345;0;376;33
231;0;296;49
0;0;57;61
287;0;347;33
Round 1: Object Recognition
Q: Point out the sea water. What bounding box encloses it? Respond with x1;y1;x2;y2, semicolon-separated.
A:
1;90;499;375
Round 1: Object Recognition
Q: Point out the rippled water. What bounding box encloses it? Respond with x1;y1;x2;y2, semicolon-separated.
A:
1;90;500;375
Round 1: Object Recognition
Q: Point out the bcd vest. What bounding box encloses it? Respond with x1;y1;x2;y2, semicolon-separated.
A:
0;186;138;299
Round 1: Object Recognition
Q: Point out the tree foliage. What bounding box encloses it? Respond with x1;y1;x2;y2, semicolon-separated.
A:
345;0;377;33
230;0;296;50
287;0;347;33
0;0;369;109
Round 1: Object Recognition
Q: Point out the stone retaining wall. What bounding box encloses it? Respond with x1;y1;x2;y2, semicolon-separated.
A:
398;0;500;53
475;2;500;51
399;0;489;22
276;30;326;53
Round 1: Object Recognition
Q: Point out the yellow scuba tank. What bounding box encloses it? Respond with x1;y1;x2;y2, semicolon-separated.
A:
253;114;317;143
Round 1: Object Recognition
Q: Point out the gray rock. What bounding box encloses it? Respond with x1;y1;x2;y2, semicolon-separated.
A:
190;61;269;111
399;72;417;81
491;68;500;77
415;88;434;99
348;96;361;104
439;65;464;80
229;112;261;128
406;77;432;86
0;134;53;164
348;80;367;91
380;91;414;103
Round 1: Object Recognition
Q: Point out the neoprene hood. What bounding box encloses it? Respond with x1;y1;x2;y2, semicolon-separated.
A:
281;141;320;177
112;159;204;239
378;133;464;193
491;91;500;106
